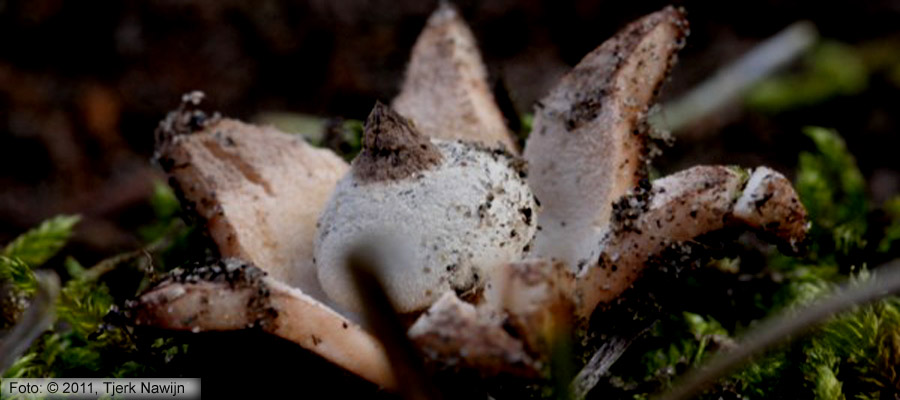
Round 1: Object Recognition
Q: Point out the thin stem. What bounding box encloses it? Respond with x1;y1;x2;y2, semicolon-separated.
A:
571;322;655;399
347;246;440;400
652;21;818;133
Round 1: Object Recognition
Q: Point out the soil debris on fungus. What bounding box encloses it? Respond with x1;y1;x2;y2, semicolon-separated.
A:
4;2;900;399
315;102;536;313
130;5;813;391
133;258;397;388
154;95;348;300
524;6;690;270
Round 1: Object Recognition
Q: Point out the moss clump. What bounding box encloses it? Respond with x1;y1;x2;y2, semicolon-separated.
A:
3;215;80;270
1;215;80;328
3;124;899;398
797;126;868;259
1;194;203;378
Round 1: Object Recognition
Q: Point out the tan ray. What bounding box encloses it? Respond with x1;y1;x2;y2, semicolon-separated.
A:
393;3;517;151
155;96;347;300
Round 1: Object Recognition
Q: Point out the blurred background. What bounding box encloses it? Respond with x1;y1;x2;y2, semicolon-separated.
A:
1;0;898;265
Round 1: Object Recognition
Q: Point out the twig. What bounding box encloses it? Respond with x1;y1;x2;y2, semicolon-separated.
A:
571;324;654;399
652;21;818;133
80;220;182;282
655;258;900;400
347;246;441;400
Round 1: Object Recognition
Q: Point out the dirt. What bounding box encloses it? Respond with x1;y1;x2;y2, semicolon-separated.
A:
353;102;443;182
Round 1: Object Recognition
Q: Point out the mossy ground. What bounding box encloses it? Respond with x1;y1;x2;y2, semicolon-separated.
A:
3;43;900;399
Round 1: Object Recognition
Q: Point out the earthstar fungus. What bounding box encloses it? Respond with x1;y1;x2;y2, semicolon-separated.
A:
134;4;809;391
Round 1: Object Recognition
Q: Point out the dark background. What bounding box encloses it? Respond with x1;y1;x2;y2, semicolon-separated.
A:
1;0;898;265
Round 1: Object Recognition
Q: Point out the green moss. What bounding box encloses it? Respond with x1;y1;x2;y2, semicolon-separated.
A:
808;293;900;395
3;215;80;268
727;351;791;399
0;256;38;295
808;358;844;400
797;127;868;258
879;197;900;253
1;215;82;328
1;214;191;379
604;313;733;397
336;119;365;160
137;181;180;242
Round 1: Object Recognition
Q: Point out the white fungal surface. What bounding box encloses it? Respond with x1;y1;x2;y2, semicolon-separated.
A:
523;7;688;270
733;166;777;217
315;140;537;313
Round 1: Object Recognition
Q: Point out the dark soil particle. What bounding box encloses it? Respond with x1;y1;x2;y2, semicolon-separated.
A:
754;191;775;213
153;91;221;152
520;207;533;225
611;178;653;233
